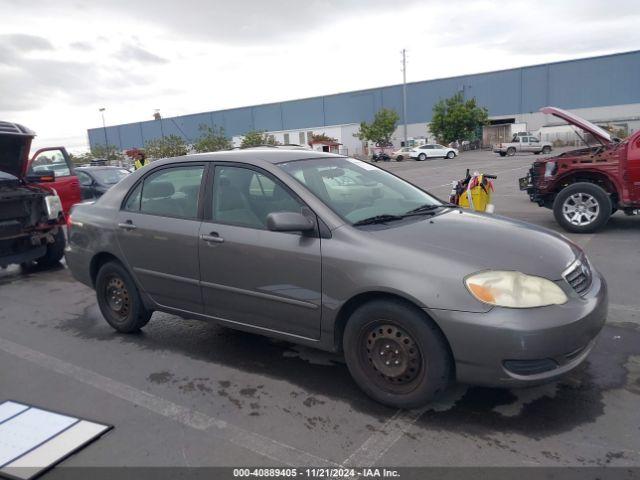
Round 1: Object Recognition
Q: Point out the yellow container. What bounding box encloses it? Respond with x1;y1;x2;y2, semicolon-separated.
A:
458;177;492;212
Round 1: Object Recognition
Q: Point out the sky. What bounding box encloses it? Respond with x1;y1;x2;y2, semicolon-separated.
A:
1;0;639;152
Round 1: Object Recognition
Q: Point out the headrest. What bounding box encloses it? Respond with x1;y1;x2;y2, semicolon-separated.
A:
145;181;174;199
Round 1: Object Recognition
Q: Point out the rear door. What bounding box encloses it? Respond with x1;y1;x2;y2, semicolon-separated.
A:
198;162;322;339
29;147;81;215
115;163;206;313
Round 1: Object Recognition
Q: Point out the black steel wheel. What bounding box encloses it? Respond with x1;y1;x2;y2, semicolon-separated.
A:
344;299;451;408
96;261;151;333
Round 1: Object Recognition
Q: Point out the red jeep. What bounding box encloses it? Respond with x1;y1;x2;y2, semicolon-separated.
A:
520;107;640;233
0;121;82;268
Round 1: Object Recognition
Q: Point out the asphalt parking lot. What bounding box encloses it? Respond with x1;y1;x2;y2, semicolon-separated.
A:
1;149;639;473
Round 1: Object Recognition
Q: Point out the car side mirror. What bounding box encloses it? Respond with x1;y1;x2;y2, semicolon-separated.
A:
266;212;315;232
26;170;55;183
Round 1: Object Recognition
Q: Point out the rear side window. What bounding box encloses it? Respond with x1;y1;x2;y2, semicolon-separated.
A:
123;183;142;211
138;166;204;219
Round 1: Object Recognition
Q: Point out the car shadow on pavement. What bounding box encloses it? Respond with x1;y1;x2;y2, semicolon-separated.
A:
57;305;640;434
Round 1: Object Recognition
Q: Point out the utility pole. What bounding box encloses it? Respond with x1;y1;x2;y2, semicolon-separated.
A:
99;107;107;148
401;49;408;148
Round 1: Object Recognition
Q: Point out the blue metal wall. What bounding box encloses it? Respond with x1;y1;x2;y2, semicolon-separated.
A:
88;50;640;149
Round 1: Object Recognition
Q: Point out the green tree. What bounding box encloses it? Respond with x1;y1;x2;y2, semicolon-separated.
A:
144;135;188;159
193;124;232;153
429;93;488;144
240;130;279;148
356;108;399;146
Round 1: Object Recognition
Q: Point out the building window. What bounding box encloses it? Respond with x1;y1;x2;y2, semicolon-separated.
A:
299;132;305;144
284;133;290;144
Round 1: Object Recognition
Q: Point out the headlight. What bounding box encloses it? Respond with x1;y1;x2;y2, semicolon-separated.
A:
544;161;557;177
465;271;568;308
45;194;63;220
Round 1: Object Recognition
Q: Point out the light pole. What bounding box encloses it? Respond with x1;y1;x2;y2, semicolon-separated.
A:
401;49;408;148
99;107;107;149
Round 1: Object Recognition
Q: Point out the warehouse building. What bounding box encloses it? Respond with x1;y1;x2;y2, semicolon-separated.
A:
88;50;640;155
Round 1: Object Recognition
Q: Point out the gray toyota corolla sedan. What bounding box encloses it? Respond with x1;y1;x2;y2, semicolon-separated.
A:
66;149;607;408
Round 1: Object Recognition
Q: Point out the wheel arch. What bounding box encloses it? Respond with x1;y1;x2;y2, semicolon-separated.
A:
332;291;456;376
554;170;621;206
89;251;123;287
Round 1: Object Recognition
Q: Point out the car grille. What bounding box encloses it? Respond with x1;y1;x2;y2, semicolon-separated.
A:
563;257;592;296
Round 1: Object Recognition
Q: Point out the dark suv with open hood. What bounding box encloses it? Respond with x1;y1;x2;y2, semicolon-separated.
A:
520;107;640;233
0;121;74;268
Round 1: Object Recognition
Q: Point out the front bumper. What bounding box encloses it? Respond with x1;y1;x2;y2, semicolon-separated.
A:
427;271;608;387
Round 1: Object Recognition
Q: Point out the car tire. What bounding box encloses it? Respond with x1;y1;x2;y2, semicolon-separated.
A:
36;228;65;268
534;151;540;155
507;147;516;156
553;182;612;233
499;152;506;157
418;153;427;161
446;151;455;159
396;155;403;162
542;146;552;154
96;261;152;333
343;298;452;408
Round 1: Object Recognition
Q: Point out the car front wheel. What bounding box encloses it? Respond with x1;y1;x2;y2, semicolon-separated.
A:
553;182;612;233
36;228;66;268
396;155;403;162
507;147;516;156
96;261;152;333
343;299;451;408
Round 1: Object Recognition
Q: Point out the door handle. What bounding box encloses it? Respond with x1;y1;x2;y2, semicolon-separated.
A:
117;221;137;230
200;232;224;244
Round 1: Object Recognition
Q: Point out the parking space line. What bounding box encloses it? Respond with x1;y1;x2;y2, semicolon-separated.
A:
342;408;426;467
0;337;337;467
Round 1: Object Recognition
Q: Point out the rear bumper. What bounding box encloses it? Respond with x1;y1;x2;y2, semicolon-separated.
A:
427;272;608;388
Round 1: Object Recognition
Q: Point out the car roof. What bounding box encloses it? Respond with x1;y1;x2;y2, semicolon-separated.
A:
176;148;346;165
76;166;127;171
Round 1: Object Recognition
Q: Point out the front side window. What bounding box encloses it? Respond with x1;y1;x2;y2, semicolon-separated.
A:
29;149;71;177
213;165;303;229
139;165;204;219
76;171;93;186
280;158;441;224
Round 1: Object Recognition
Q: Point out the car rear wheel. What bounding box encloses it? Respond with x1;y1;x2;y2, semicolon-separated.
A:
96;261;152;333
36;228;65;268
446;151;455;159
396;155;403;162
553;182;612;233
542;146;552;154
343;299;451;408
507;147;516;156
418;153;427;161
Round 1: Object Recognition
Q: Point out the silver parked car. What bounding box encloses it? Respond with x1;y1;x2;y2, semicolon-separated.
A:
66;149;607;408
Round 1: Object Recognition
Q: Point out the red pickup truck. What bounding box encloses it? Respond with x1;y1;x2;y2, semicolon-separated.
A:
520;107;640;233
0;121;82;267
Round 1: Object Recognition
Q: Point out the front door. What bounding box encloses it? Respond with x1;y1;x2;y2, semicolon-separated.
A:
115;164;206;313
28;147;81;215
627;134;640;201
199;163;322;339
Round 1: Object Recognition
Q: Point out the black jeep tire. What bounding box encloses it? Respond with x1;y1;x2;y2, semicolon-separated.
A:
553;182;612;233
343;299;451;408
96;261;152;333
36;228;65;268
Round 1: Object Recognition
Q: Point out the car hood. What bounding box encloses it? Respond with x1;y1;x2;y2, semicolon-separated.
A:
540;106;612;144
0;123;35;178
369;209;580;280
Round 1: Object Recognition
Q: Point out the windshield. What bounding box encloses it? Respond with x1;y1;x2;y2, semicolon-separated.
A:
92;169;129;185
279;157;442;224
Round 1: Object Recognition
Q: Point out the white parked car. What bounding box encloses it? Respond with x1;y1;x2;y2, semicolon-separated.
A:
391;147;414;161
410;144;458;161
